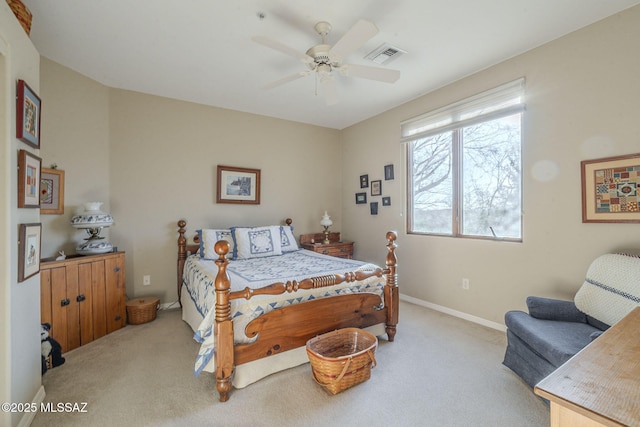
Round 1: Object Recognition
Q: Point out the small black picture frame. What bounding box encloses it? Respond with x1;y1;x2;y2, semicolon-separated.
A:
355;192;367;204
384;164;394;180
360;174;369;188
382;196;391;206
370;202;378;215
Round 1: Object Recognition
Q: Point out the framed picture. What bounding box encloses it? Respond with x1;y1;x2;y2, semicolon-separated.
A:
40;168;65;214
382;196;391;206
370;202;379;215
355;192;367;204
16;80;42;148
371;180;382;196
384;164;395;180
18;150;41;208
18;223;41;282
581;153;640;223
360;174;369;188
216;165;261;204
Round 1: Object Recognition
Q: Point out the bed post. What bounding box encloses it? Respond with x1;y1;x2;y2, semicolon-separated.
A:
384;231;399;342
213;240;234;402
177;220;187;307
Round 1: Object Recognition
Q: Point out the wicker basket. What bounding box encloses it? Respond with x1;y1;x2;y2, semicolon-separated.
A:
306;328;377;395
126;297;160;325
6;0;32;36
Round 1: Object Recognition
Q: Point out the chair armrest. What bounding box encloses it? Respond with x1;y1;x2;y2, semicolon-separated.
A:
526;296;587;323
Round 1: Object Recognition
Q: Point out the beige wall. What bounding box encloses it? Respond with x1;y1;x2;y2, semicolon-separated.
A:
1;3;42;426
40;58;110;258
342;5;640;325
108;90;342;303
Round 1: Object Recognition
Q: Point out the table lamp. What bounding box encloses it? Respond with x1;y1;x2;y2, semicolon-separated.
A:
70;202;114;255
320;211;333;244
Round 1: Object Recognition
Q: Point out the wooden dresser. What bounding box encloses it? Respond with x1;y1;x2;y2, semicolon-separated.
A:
535;307;640;427
300;232;354;259
40;251;127;353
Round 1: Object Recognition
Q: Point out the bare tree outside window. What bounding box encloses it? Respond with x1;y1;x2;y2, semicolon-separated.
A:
405;79;524;240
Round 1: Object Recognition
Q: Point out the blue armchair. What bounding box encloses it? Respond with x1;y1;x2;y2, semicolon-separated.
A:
503;253;640;388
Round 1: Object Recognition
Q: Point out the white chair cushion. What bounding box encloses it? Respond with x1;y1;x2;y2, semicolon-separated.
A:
574;253;640;326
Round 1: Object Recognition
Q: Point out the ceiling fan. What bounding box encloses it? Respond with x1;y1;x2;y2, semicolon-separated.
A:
252;19;401;105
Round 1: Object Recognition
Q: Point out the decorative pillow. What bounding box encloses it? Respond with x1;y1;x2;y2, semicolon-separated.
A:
197;229;234;260
231;226;283;259
574;253;640;326
280;226;299;253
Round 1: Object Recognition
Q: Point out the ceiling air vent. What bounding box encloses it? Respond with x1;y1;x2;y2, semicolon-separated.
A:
365;43;406;65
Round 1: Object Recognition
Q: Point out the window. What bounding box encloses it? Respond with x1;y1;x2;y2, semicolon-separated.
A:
402;79;524;240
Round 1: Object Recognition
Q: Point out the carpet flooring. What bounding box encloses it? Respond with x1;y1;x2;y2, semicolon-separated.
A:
32;301;549;427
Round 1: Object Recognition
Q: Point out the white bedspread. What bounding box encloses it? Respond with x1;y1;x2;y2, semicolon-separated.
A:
182;249;386;376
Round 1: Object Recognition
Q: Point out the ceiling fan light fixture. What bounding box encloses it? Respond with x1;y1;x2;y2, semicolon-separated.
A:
316;63;332;76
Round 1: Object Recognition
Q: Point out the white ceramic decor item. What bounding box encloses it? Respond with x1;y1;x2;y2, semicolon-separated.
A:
70;202;115;255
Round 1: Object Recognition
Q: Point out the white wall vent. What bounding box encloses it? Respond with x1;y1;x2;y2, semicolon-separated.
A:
365;43;406;65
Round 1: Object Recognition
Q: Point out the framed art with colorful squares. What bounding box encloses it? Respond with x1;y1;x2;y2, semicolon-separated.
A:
581;153;640;223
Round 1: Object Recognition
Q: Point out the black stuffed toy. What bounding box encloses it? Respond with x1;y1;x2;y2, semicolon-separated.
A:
41;323;65;374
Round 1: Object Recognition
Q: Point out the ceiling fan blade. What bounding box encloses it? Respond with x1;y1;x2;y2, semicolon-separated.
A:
252;36;314;64
261;71;310;90
329;19;378;62
341;64;400;83
320;77;339;106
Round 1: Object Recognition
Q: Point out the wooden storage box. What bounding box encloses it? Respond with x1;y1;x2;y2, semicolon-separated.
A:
126;297;159;325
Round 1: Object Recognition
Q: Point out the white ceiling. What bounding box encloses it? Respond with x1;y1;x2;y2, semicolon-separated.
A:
21;0;640;130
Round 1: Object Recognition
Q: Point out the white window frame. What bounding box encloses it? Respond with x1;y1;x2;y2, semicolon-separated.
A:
402;79;525;241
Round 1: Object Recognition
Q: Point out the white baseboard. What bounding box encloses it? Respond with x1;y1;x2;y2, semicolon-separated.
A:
18;385;45;427
400;293;506;332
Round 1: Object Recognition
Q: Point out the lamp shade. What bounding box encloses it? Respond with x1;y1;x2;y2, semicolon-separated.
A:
320;211;333;227
71;202;114;228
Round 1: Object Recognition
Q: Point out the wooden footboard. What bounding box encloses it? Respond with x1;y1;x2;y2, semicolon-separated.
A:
176;219;398;402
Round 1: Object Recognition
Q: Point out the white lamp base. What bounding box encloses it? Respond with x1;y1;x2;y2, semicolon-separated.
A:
76;240;113;255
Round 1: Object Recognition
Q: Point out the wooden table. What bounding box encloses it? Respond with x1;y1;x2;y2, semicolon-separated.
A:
534;307;640;427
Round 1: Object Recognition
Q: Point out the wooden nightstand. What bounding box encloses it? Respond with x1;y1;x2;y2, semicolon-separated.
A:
300;232;354;259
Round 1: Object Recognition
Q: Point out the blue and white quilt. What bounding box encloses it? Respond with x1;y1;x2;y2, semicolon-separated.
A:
183;249;386;376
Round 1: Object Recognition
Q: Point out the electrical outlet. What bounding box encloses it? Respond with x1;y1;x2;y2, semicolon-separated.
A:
462;278;470;290
143;275;151;286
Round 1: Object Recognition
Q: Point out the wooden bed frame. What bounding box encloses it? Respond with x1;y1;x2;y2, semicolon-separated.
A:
177;219;398;402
